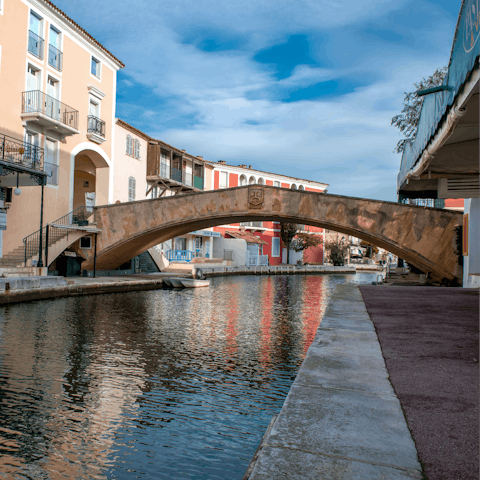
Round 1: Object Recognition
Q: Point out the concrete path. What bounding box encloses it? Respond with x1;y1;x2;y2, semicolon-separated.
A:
359;286;479;480
248;284;423;479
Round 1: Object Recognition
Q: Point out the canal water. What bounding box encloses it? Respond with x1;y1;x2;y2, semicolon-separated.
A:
0;273;377;479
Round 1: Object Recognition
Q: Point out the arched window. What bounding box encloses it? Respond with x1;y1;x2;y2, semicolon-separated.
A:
239;174;247;186
298;185;304;190
291;184;297;190
126;135;133;156
257;177;265;185
249;176;256;185
128;176;136;201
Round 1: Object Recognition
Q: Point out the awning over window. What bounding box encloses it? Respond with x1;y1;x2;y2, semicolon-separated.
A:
225;230;268;245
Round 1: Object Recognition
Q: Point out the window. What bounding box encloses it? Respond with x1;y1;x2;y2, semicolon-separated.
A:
45;139;58;185
28;12;44;59
272;237;280;257
48;26;62;70
299;185;305;190
291;184;297;190
239;174;247;186
134;139;140;159
219;171;228;188
80;236;92;249
126;135;133;156
274;180;280;187
128;177;136;201
249;176;256;185
257;177;265;185
91;57;100;77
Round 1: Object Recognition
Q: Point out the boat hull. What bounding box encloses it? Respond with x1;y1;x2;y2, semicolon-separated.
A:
180;279;210;288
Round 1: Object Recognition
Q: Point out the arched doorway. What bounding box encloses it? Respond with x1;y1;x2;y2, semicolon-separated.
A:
71;145;111;211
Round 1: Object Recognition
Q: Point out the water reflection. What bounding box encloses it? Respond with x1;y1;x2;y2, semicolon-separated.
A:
0;273;376;479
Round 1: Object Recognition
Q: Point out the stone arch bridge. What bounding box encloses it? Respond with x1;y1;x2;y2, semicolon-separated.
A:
81;186;462;282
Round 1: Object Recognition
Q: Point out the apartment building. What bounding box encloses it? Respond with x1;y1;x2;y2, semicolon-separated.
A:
209;161;329;266
0;0;123;268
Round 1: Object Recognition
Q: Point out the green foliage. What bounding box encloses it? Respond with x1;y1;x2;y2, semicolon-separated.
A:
391;66;447;154
324;239;350;266
292;232;323;253
280;223;298;264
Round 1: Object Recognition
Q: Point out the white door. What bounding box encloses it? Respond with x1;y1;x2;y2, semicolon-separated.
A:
85;192;95;212
26;66;40;112
46;77;60;120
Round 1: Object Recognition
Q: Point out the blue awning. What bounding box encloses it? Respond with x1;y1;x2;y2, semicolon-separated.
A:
397;0;480;191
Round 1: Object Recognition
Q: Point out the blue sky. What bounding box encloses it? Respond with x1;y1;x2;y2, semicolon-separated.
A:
55;0;460;200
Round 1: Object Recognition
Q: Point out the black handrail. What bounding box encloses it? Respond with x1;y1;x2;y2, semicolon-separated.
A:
87;115;106;138
23;206;94;264
48;44;63;71
0;133;45;172
28;30;44;59
22;90;79;130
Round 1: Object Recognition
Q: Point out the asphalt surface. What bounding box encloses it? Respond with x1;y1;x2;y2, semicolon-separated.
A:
359;286;479;480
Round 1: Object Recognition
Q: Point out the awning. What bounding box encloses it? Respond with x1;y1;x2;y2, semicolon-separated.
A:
225;230;268;245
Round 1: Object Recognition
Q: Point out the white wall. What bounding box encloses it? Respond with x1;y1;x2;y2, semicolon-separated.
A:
463;198;480;288
282;248;303;265
213;237;247;266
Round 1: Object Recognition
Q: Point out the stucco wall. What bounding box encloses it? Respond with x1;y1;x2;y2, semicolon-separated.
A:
113;122;148;203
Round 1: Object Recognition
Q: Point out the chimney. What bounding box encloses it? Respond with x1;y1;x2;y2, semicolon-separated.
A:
197;156;203;160
239;164;247;168
248;165;252;169
218;160;227;165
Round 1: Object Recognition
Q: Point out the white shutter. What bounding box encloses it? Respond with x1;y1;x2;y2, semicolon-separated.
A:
128;177;136;201
134;139;140;159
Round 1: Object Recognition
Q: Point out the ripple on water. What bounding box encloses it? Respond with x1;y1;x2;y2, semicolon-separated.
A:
0;273;378;479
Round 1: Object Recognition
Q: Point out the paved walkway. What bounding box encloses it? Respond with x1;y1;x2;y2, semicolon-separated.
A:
248;284;423;479
359;286;479;480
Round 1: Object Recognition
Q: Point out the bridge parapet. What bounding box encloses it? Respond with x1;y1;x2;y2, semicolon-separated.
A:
83;186;462;282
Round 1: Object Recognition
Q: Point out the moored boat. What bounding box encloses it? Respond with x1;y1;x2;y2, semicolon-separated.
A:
163;278;174;287
180;278;210;288
170;278;188;288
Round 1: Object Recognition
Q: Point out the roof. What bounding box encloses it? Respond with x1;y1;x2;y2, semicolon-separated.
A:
225;230;268;245
205;160;329;188
43;0;124;68
116;118;152;141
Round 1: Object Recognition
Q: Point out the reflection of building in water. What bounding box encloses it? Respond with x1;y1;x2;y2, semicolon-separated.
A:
259;277;274;369
0;298;148;478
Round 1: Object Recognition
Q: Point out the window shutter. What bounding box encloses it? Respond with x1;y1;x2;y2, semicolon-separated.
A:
128;177;136;201
134;139;140;159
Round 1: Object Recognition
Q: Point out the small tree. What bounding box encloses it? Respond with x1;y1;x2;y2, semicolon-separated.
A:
291;233;323;263
324;239;350;266
391;66;447;153
280;223;298;264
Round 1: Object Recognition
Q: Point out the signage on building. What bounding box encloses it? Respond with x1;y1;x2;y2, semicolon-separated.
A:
0;209;7;230
190;230;221;238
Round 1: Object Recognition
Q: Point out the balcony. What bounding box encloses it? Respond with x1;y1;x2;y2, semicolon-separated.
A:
48;44;63;71
240;221;265;230
21;90;79;140
87;115;106;144
0;134;48;186
28;30;44;59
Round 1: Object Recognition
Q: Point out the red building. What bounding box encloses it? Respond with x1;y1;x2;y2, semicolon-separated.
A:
208;161;329;265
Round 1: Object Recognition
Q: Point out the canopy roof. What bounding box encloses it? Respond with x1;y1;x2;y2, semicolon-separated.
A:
225;230;268;245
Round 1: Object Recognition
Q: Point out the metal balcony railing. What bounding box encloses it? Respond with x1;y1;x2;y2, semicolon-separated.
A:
240;221;263;228
23;206;94;264
171;166;182;183
22;90;79;130
28;30;44;59
44;162;59;185
48;44;63;71
87;115;106;138
166;250;194;262
0;133;45;172
400;198;445;209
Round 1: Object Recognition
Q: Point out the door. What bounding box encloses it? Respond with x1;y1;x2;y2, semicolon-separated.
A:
88;101;99;133
85;192;95;213
49;27;61;69
46;77;60;120
175;237;187;251
247;243;259;265
195;236;203;257
26;66;40;112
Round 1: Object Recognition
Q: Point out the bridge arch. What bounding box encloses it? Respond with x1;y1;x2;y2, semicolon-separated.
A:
83;186;462;282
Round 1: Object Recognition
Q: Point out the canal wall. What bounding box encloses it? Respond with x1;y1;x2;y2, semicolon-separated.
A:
200;265;357;277
245;284;422;480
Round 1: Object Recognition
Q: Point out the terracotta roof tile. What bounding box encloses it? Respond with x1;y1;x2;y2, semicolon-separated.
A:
225;230;268;245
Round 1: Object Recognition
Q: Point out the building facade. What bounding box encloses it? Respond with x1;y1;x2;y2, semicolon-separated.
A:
0;0;123;267
209;161;328;266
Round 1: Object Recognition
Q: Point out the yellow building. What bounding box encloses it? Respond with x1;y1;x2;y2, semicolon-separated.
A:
0;0;123;271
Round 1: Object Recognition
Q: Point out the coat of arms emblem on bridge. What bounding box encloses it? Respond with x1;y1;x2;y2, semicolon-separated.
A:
248;187;264;209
